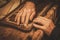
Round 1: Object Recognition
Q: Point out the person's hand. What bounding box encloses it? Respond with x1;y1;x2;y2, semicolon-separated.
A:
33;16;55;35
15;2;35;26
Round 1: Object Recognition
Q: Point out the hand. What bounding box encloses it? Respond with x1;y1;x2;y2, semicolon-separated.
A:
15;2;35;26
33;16;55;35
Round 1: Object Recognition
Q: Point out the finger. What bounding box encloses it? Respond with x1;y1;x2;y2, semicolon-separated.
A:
15;13;19;21
33;16;50;25
16;12;22;25
25;9;31;24
33;23;43;29
21;8;27;23
33;17;45;25
38;16;49;21
28;23;33;28
15;9;23;21
17;15;20;25
23;23;33;30
16;9;24;25
33;23;48;31
30;11;35;21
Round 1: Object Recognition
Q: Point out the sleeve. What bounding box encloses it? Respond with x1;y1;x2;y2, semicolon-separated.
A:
49;5;60;40
41;4;58;36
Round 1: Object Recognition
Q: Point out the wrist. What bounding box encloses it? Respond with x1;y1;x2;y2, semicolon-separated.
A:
25;1;35;8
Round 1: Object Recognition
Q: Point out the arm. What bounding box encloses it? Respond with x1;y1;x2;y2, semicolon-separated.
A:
33;4;58;36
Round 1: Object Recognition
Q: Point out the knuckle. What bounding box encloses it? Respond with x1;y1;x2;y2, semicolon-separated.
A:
48;19;52;23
